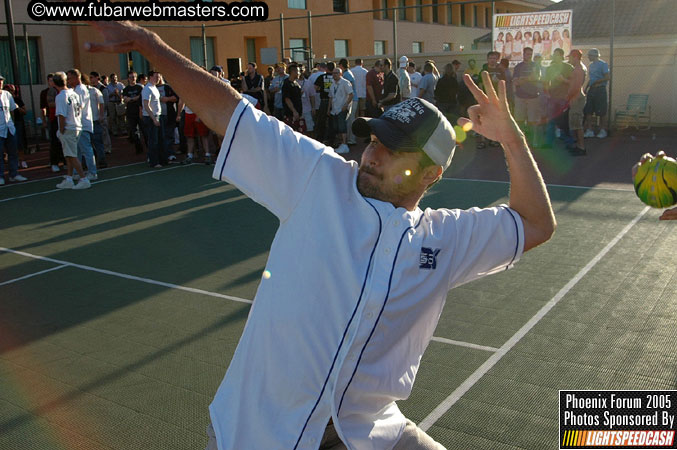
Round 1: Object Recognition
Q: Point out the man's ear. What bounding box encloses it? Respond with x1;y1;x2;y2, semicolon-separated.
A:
420;165;443;186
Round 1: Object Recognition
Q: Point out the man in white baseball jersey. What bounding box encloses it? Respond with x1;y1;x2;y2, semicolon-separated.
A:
54;72;90;190
87;21;556;450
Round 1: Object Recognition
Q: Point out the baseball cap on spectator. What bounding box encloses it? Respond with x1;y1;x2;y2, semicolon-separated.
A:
352;98;456;170
399;55;408;68
588;48;600;57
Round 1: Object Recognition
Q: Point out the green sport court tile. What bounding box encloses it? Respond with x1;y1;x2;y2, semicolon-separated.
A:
0;266;249;449
2;165;674;449
0;251;60;284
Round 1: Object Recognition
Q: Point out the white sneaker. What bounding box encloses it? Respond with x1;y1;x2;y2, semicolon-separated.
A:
86;173;98;181
596;129;607;139
73;178;91;190
51;165;61;173
10;175;28;182
584;129;595;138
56;178;75;189
0;178;5;186
335;144;350;154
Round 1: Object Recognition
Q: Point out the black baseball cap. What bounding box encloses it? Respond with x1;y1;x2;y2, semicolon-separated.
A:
352;98;456;170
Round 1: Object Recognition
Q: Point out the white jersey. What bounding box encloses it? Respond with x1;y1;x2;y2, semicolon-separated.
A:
0;90;17;138
209;100;525;450
351;64;368;99
409;71;422;98
55;88;82;131
74;83;93;133
141;83;161;117
88;86;104;122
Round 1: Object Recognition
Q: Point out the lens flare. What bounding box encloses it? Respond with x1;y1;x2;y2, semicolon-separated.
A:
404;169;412;176
394;174;403;184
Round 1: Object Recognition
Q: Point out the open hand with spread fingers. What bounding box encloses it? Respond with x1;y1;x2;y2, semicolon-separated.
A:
459;72;524;146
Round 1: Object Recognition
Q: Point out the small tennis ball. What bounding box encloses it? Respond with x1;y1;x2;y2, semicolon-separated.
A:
634;156;677;208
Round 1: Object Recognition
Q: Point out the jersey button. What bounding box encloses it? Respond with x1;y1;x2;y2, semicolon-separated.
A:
393;220;400;226
365;311;374;319
384;247;391;254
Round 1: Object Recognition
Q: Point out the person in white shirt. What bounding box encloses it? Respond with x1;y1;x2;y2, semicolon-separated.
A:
338;58;358;145
351;58;368;116
327;67;353;154
142;70;165;167
67;69;98;181
86;73;107;168
407;61;422;98
398;55;412;100
0;74;28;185
54;72;90;190
300;68;316;135
87;21;556;450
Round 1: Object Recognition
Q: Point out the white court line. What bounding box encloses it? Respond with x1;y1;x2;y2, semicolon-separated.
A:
0;264;68;287
0;161;147;187
0;247;492;352
430;337;498;353
441;177;635;192
419;205;651;431
0;164;193;204
0;247;253;305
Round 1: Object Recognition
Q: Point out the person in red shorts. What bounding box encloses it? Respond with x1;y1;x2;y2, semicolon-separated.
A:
177;98;212;165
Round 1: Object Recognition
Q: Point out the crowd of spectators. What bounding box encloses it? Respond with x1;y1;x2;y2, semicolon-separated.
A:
0;48;610;187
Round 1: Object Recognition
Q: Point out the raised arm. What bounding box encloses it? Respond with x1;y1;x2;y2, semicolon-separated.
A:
460;72;556;251
86;21;240;136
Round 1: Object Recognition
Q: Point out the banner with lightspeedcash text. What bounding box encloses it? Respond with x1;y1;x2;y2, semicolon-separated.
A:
492;10;573;66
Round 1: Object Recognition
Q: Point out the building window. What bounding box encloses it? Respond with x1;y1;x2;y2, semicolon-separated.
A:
190;37;216;69
374;40;386;55
0;37;41;85
398;0;406;20
461;5;466;26
121;51;150;79
473;6;478;27
334;39;349;58
415;0;422;22
412;42;423;53
333;0;347;13
432;3;439;23
382;0;389;19
443;42;453;51
485;8;490;28
288;0;305;9
245;38;257;64
447;2;452;25
289;38;307;62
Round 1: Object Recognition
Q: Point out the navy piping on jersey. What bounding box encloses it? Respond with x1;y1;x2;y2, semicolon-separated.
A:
500;206;520;269
217;105;248;180
293;200;383;449
337;214;426;417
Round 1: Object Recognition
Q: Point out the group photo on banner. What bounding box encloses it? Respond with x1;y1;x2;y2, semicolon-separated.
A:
493;10;573;65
